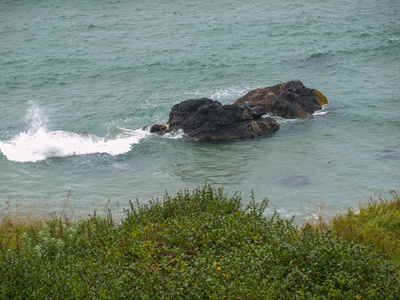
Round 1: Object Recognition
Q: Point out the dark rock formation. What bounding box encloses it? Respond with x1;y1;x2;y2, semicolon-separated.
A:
150;98;280;141
145;81;327;141
148;124;168;134
234;81;327;118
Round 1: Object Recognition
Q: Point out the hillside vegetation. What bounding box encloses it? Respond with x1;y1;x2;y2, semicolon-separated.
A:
1;184;399;299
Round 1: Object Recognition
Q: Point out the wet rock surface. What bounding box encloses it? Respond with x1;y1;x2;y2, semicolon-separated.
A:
234;80;327;118
146;81;327;141
158;98;280;141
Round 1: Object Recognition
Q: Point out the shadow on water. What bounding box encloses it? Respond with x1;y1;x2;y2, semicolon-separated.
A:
285;53;337;68
165;138;266;185
375;149;400;161
281;175;311;188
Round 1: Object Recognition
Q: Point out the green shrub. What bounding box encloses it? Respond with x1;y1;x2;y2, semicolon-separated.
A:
1;184;399;299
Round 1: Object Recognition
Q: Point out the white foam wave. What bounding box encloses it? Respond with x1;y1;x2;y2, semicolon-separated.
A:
312;111;328;116
275;208;301;218
184;86;249;103
0;128;149;162
266;104;329;123
163;129;186;140
263;114;298;124
209;87;248;102
313;104;329;116
141;125;186;140
0;103;149;162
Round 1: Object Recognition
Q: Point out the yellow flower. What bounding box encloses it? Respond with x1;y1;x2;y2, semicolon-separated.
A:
213;262;221;271
301;268;305;272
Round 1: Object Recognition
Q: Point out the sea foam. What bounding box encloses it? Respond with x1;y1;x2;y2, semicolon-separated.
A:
0;104;149;163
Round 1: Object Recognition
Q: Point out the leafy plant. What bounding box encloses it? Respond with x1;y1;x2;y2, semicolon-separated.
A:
1;184;399;299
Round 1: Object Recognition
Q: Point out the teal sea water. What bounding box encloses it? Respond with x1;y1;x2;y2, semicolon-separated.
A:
1;0;399;220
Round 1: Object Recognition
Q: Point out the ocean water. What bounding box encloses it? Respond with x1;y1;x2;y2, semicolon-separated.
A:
1;0;399;221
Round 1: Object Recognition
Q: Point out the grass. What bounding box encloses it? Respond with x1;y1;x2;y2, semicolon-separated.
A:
329;192;400;263
1;184;400;299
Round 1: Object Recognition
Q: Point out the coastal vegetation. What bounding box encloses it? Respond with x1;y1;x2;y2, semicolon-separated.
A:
1;184;399;299
329;192;400;263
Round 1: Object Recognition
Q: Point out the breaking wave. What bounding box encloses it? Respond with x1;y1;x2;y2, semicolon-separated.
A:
0;103;149;162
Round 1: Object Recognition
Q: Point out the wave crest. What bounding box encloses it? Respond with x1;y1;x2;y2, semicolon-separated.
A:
0;104;149;162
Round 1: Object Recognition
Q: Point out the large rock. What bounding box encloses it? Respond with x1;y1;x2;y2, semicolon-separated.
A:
234;80;327;118
145;81;328;141
149;98;280;141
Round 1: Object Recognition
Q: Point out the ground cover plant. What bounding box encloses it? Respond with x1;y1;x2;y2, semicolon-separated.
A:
1;184;400;299
329;192;400;264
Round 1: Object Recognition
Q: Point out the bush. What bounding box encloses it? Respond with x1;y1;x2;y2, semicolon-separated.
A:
1;184;399;299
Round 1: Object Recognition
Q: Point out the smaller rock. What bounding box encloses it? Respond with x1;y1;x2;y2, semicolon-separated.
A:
142;124;169;134
150;124;169;134
234;80;327;118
